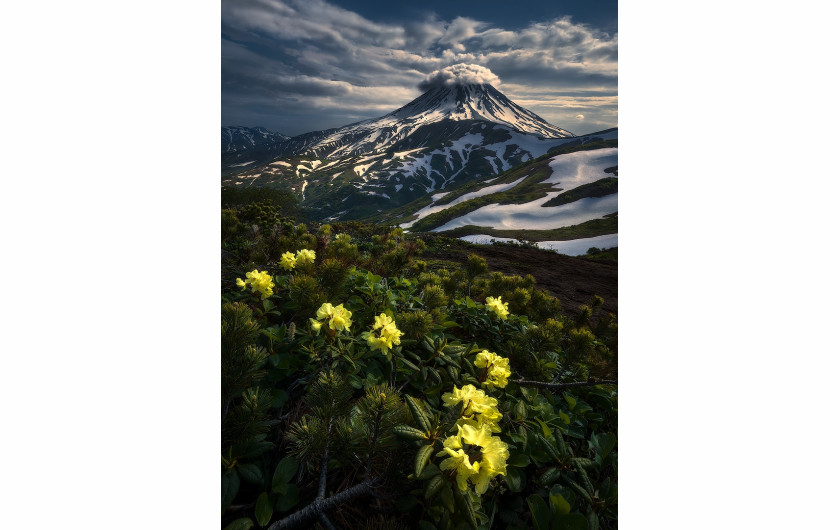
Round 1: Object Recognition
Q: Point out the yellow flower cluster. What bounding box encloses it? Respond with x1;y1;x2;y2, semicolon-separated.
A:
235;270;275;300
310;302;353;333
485;296;509;320
442;384;502;433
362;313;403;355
474;350;511;390
280;249;317;271
438;423;509;494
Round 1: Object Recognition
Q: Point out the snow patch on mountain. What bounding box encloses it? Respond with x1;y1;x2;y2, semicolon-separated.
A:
546;148;618;189
433;194;618;232
459;233;618;256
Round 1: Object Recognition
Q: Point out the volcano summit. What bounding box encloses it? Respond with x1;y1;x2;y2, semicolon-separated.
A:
222;68;615;223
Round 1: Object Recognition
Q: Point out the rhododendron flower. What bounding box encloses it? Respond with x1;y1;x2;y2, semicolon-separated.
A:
311;302;353;333
438;423;509;494
442;384;502;432
485;296;509;319
362;313;403;355
280;252;297;271
295;249;316;264
474;350;511;390
235;270;275;300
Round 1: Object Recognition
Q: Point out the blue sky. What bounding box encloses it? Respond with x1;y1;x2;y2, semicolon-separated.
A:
222;0;618;136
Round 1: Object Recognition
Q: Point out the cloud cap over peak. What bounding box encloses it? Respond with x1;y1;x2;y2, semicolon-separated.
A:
418;63;501;91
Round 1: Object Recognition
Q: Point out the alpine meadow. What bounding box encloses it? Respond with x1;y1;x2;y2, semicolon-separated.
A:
222;1;618;528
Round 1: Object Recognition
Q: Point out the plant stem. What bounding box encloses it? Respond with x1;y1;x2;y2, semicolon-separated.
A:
511;379;617;390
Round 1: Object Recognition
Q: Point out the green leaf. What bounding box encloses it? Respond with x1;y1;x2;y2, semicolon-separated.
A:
223;517;254;530
555;513;589;530
440;483;455;513
255;492;273;527
237;463;262;484
399;357;420;371
454;489;479;530
415;444;435;476
508;453;530;467
418;462;440;480
418;521;437;530
535;418;552;438
538;434;561;462
241;441;274;459
405;396;432;432
539;467;561;486
593;432;617;464
425;474;446;499
515;400;528;420
526;494;550;530
222;470;240;514
555;411;571;425
394;425;429;441
504;466;525;492
275;484;299;512
588;510;599;530
549;487;571;517
520;386;538;403
272;456;298;488
446;365;460;382
564;395;577;410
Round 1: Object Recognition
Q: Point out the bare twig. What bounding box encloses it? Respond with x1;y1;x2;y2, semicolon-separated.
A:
512;379;617;391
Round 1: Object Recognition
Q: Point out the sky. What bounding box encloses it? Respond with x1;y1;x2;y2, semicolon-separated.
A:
222;0;618;137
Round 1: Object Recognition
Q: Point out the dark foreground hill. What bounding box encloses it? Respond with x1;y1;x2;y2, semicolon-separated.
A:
420;238;617;318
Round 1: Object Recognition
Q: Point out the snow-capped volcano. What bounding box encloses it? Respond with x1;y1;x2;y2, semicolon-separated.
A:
280;83;574;160
221;76;618;224
387;84;573;138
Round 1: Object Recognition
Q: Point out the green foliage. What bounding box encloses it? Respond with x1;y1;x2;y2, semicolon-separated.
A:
397;310;434;341
221;216;618;529
222;209;242;240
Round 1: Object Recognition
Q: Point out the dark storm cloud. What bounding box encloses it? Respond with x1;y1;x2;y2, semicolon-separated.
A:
221;0;617;136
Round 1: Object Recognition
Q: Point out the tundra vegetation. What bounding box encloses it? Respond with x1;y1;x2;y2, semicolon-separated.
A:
221;196;618;530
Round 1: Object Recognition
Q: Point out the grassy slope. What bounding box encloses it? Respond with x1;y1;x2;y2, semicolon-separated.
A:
406;139;618;232
435;213;618;241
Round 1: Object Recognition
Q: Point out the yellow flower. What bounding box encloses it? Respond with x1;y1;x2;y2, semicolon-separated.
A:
316;303;335;320
441;384;502;432
437;424;509;494
438;442;480;492
295;249;316;264
312;302;353;333
280;251;297;271
485;296;509;320
328;304;353;332
235;270;274;299
310;318;322;334
362;314;403;355
474;350;511;390
373;313;395;330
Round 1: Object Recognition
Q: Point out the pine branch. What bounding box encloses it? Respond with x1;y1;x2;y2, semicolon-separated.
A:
266;477;380;530
512;379;617;390
318;513;337;530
